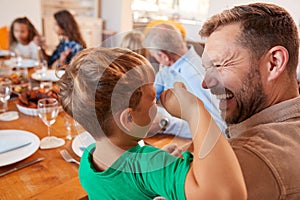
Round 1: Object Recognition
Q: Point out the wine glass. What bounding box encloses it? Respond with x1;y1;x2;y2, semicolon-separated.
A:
35;60;48;79
9;51;23;67
64;114;85;140
38;98;65;149
0;79;12;113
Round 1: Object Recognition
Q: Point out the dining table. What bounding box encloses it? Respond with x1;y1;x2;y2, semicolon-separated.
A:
0;97;192;199
0;99;88;200
0;55;193;199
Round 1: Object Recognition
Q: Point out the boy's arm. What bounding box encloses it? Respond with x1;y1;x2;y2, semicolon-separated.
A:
160;82;247;200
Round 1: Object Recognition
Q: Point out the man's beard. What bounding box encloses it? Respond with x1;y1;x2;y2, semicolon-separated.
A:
225;67;267;125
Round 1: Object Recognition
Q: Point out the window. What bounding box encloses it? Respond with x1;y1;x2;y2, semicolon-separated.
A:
131;0;210;22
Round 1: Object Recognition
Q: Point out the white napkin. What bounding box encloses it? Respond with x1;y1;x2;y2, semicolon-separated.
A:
40;136;65;149
0;139;31;154
0;111;19;121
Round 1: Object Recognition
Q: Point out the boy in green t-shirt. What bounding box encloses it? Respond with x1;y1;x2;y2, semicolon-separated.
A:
58;47;246;199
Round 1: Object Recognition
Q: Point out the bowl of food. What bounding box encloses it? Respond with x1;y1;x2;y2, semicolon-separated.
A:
0;70;30;94
16;103;39;116
16;88;61;116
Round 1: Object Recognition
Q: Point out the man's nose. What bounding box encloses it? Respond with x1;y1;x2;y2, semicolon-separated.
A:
202;70;219;89
202;79;208;89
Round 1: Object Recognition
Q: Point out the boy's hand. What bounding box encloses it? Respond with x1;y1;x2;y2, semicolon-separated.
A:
160;82;200;120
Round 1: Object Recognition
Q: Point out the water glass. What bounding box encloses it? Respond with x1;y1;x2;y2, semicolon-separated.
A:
38;98;64;149
0;79;12;112
64;114;84;140
9;52;23;68
35;60;48;78
40;81;53;92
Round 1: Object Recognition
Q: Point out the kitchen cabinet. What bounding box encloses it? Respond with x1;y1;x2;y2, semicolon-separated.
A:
41;0;100;18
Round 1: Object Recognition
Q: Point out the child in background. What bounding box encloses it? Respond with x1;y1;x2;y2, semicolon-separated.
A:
9;17;43;60
40;10;86;68
58;47;246;200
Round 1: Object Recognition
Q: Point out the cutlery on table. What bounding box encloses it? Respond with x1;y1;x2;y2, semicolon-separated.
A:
0;157;44;177
60;149;80;165
0;141;31;154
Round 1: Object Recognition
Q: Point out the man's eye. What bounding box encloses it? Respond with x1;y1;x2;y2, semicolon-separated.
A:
203;64;222;71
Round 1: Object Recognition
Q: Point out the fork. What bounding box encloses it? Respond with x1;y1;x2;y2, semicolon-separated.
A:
60;149;80;165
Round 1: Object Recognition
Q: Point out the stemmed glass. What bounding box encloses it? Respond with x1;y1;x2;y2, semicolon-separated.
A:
37;98;65;149
0;79;12;113
35;60;48;79
10;51;22;67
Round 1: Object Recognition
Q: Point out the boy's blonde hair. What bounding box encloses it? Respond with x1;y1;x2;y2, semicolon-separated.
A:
58;47;154;138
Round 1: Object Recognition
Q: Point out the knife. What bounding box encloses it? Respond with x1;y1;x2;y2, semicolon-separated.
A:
0;141;32;154
0;157;44;177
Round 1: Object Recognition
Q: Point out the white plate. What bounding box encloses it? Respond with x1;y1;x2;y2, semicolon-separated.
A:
0;50;10;57
5;59;39;68
0;130;40;167
72;131;95;157
31;70;65;82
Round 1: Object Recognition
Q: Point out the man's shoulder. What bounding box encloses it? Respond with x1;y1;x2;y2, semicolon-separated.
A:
229;122;300;151
229;122;300;175
229;123;300;199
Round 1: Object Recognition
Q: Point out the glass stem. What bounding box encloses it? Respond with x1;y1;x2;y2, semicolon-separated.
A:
47;125;51;139
3;100;7;112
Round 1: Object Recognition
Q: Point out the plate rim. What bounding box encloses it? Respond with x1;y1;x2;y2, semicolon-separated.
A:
0;129;40;167
72;131;95;157
4;58;39;68
0;50;10;57
31;69;64;82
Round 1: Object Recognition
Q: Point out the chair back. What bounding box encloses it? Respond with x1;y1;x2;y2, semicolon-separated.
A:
0;26;9;50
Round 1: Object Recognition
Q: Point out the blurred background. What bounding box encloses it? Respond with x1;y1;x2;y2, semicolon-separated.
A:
0;0;299;52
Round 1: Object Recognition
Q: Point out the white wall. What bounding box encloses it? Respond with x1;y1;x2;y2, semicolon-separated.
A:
101;0;133;47
0;0;42;32
101;0;132;33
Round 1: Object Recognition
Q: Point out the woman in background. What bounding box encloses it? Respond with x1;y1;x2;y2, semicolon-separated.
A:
9;17;43;60
42;10;86;68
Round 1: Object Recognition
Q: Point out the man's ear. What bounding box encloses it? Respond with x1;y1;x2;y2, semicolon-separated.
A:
158;51;170;64
119;108;133;132
266;46;289;81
